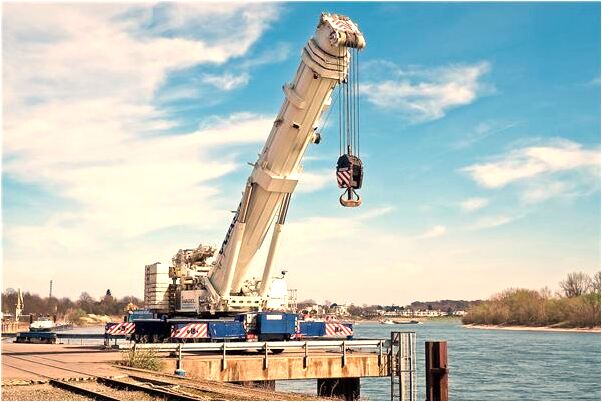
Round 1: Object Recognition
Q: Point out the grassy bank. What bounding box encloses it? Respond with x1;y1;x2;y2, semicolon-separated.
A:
462;287;600;328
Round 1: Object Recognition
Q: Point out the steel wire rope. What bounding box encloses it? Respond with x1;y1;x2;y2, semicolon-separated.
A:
355;49;361;157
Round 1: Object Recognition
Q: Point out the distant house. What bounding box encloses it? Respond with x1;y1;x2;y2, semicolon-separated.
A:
452;310;467;316
363;309;382;317
329;303;350;317
300;304;325;316
413;309;445;317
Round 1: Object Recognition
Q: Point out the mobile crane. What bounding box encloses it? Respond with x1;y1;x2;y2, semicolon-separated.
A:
109;13;365;343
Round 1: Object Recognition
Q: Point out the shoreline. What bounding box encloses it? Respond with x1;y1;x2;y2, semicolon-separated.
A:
463;324;601;333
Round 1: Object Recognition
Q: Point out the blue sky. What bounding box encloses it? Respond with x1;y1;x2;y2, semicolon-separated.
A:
2;2;600;305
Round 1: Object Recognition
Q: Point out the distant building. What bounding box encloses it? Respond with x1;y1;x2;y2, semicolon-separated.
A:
409;309;445;317
329;303;350;317
300;304;326;316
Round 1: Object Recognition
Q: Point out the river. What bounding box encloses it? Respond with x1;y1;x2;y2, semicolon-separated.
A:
277;319;601;400
53;320;601;400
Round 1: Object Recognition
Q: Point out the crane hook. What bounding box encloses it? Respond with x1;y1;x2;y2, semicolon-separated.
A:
339;188;362;208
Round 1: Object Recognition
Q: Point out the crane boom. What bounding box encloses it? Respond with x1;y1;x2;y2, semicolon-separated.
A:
144;13;365;315
209;14;365;307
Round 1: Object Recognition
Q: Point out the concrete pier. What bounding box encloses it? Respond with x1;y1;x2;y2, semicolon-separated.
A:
318;378;361;400
164;350;388;382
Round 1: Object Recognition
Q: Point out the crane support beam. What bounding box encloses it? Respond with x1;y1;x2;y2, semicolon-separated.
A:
259;193;291;298
218;222;246;298
251;167;298;194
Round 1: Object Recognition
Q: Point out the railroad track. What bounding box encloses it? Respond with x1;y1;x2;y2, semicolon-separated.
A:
2;354;200;400
117;365;318;401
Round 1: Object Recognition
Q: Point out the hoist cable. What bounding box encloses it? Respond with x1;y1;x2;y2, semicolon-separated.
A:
338;52;342;156
345;54;351;154
351;49;356;156
355;49;360;157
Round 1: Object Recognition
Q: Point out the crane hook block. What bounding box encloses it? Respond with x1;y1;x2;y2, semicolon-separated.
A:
336;153;363;207
336;154;363;189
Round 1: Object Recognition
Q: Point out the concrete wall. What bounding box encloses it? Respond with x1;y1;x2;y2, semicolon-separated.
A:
163;352;389;382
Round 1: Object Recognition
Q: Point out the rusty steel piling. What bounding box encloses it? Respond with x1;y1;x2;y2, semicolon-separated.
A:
425;341;448;401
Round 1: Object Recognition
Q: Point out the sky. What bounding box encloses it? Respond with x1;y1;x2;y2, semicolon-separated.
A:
2;2;600;306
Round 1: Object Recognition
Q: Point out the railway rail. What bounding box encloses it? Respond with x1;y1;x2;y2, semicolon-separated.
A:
1;353;199;400
116;366;317;401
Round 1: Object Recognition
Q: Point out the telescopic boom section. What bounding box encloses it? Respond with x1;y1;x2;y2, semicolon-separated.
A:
209;14;365;305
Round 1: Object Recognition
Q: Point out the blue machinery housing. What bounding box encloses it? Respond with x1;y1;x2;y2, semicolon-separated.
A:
116;311;353;343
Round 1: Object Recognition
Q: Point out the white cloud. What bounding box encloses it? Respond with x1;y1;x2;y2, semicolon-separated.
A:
361;61;491;122
469;215;521;230
296;170;333;193
3;3;278;108
521;181;571;204
239;42;292;69
453;121;517;149
460;197;489;211
201;72;250;91
2;3;281;296
462;139;600;189
520;177;598;204
416;225;447;239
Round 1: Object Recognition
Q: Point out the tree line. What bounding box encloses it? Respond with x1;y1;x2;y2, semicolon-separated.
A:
462;271;601;328
296;299;478;317
1;289;143;321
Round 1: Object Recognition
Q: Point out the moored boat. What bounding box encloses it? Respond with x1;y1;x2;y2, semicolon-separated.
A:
29;317;73;332
393;320;423;325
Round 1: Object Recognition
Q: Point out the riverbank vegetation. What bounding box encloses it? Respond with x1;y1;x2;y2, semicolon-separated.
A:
462;271;600;328
1;289;142;323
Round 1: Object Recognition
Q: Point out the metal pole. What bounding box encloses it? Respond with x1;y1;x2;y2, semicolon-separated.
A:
221;343;227;371
264;342;269;370
304;341;308;369
425;341;448;401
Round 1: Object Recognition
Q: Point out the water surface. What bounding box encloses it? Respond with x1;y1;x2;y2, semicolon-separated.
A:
278;320;601;400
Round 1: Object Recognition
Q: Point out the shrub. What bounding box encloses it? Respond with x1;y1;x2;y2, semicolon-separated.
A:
121;348;164;371
462;285;601;328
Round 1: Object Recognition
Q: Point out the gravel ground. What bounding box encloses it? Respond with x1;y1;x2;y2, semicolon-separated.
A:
1;383;91;401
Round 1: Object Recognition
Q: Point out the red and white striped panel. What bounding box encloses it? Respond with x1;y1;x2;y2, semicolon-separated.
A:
171;323;208;339
324;323;353;337
337;169;352;188
106;322;135;335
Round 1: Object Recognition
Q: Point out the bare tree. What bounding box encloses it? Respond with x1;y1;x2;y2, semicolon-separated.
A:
589;271;601;294
559;272;590;298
